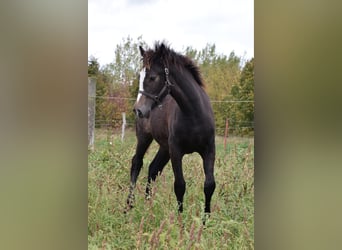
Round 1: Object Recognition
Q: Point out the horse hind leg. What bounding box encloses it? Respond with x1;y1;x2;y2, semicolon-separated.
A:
126;135;153;211
170;151;186;213
145;147;170;199
201;148;216;221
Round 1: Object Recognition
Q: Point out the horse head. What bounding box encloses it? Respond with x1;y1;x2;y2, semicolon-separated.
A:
133;44;172;118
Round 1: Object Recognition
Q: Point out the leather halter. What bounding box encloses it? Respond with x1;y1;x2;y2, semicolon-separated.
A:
138;67;173;107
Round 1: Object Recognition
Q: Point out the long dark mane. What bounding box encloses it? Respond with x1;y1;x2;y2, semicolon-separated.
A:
142;42;205;88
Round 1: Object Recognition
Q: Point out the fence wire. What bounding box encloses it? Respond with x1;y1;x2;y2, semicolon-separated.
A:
91;98;254;136
91;96;253;103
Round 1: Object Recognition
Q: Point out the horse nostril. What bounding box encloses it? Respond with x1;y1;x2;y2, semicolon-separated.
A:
137;109;143;118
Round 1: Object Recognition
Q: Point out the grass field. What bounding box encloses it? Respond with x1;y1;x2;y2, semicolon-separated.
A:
88;128;254;249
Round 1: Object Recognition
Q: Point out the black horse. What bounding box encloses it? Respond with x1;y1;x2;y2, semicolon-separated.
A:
127;42;216;217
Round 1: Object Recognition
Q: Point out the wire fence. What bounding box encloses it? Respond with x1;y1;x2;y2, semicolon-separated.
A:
90;96;254;135
88;78;253;149
93;96;253;103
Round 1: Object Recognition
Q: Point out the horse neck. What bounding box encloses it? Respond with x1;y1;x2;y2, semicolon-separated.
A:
170;69;207;115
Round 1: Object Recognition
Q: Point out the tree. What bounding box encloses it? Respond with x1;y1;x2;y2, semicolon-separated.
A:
88;56;100;76
106;35;147;86
231;58;254;135
94;36;148;128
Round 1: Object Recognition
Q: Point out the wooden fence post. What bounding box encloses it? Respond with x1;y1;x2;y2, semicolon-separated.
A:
121;112;126;142
224;118;229;151
88;77;96;151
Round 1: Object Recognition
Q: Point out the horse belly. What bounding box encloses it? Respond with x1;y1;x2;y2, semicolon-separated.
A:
175;124;214;154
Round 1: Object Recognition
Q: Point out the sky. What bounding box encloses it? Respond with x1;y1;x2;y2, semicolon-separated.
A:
88;0;253;66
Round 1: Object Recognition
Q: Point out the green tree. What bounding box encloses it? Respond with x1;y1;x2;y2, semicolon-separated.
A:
88;56;106;127
95;36;147;128
106;35;147;86
88;56;100;76
231;58;254;135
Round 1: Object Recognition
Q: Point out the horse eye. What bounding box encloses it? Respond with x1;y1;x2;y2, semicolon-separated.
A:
149;75;157;81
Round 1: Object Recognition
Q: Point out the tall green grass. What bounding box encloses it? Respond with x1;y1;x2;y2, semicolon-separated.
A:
88;129;254;249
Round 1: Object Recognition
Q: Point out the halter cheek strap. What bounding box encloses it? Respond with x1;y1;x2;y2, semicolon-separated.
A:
139;67;173;107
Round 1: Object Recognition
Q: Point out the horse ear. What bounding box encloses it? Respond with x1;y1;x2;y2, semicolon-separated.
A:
160;43;166;51
139;46;145;56
160;43;167;55
159;42;169;60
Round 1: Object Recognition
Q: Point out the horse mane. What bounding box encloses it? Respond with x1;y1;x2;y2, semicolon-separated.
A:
143;42;205;88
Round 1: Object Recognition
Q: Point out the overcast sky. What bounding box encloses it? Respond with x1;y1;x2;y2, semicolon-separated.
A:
88;0;253;66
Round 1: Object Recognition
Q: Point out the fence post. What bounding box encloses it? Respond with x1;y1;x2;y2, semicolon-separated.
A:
224;118;229;151
121;112;126;142
88;77;96;151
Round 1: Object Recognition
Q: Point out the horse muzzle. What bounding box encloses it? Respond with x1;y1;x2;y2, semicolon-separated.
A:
133;103;151;118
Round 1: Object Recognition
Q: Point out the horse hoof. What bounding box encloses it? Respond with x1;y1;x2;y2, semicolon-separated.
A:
145;192;152;200
202;213;210;225
124;204;134;214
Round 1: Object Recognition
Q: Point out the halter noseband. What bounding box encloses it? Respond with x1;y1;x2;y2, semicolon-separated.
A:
139;67;173;107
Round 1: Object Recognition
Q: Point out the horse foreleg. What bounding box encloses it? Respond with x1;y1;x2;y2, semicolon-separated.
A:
145;147;170;199
126;135;152;210
126;155;141;209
